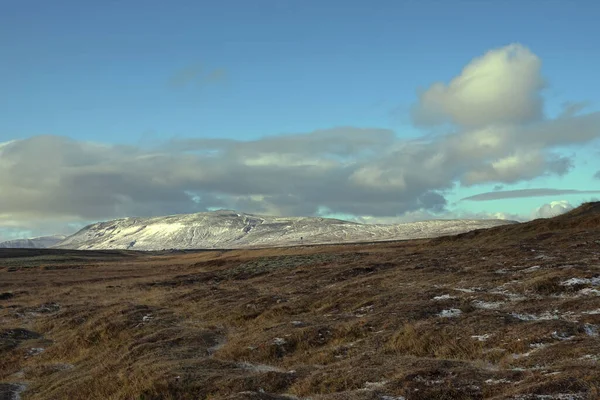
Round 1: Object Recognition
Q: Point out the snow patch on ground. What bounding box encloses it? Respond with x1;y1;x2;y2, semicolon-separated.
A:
508;394;586;400
363;380;388;389
432;294;456;300
551;331;575;341
455;287;484;293
584;324;598;337
485;378;512;384
560;277;600;286
472;300;504;309
438;308;462;318
582;308;600;314
413;375;444;385
578;288;600;296
26;347;45;356
490;288;527;301
237;362;285;373
511;311;560;321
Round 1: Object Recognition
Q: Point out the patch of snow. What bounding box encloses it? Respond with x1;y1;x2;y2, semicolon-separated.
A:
413;375;444;385
273;337;287;346
26;347;45;356
512;351;533;359
438;308;462;318
584;324;598;337
508;394;586;400
529;342;548;349
237;361;284;373
511;311;560;321
490;288;527;301
578;288;600;296
355;304;375;316
364;380;388;389
472;300;504;309
455;287;484;293
582;308;600;314
432;294;456;300
471;334;492;341
485;378;512;384
561;277;600;286
552;331;575;341
521;266;541;273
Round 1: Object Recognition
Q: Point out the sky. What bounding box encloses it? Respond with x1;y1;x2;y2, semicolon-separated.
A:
1;0;600;240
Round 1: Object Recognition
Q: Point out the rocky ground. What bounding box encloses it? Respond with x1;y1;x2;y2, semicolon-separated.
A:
1;203;600;399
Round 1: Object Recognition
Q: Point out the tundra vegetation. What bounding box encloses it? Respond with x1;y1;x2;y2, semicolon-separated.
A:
1;203;600;399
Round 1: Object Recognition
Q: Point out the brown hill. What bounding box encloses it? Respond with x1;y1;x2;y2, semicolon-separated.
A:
1;205;600;399
435;201;600;247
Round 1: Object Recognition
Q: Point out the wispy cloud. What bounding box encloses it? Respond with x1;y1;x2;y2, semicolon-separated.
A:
462;189;600;201
168;64;227;89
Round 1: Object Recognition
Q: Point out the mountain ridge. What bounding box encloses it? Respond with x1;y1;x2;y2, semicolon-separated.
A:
0;235;67;249
54;210;517;251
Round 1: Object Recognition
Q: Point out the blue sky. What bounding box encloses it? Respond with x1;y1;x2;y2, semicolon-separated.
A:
1;0;599;240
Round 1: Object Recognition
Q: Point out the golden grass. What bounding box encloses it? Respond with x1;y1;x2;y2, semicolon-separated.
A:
1;210;600;399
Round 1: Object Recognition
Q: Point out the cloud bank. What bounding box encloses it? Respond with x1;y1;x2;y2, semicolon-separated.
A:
1;44;599;236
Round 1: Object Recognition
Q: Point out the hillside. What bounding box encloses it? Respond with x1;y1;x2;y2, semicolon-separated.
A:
0;235;66;249
1;202;599;399
54;210;514;250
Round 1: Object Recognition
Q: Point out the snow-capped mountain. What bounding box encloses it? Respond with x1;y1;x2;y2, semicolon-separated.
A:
0;235;67;249
53;210;516;251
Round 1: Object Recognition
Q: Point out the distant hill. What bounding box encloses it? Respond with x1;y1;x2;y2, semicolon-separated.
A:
54;210;516;251
0;235;67;249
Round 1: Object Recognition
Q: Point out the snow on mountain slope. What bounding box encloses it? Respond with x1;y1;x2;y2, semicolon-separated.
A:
53;210;516;251
0;235;67;249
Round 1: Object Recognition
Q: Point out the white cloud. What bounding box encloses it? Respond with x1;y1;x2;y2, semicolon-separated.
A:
532;200;574;219
412;43;545;128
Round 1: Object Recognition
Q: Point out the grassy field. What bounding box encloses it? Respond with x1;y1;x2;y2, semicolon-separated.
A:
1;204;600;399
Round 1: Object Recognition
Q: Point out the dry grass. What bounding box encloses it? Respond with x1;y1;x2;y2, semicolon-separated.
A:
1;204;600;399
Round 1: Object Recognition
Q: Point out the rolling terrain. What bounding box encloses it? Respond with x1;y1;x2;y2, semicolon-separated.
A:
0;236;66;249
54;210;514;251
1;203;600;399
